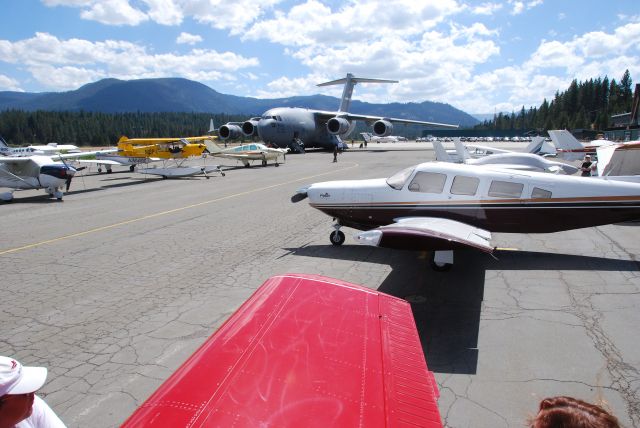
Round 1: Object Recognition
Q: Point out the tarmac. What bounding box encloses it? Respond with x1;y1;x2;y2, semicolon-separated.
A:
1;141;639;427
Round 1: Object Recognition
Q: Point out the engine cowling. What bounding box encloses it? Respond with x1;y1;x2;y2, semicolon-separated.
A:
219;124;242;140
373;120;393;137
326;117;351;135
242;118;260;137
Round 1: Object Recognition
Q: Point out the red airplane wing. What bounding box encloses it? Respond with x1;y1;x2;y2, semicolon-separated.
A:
121;273;441;427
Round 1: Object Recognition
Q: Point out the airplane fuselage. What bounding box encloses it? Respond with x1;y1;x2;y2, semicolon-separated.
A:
257;108;347;150
305;162;640;233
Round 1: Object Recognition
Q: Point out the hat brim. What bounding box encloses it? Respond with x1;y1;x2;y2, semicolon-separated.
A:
8;366;47;394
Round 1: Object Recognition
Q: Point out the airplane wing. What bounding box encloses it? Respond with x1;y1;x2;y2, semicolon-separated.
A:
597;142;640;176
314;110;458;128
121;273;442;427
355;217;493;253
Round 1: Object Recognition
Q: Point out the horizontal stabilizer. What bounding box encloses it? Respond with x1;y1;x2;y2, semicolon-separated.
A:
317;76;398;87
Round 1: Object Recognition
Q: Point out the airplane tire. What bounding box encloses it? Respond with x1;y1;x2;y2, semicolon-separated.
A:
275;163;279;167
222;173;226;177
97;168;102;173
330;230;345;246
429;254;452;272
130;165;135;172
262;160;267;167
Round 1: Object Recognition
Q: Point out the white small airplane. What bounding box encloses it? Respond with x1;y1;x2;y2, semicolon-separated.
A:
0;155;82;201
433;139;579;174
360;132;407;144
0;137;81;157
292;161;640;270
205;141;288;167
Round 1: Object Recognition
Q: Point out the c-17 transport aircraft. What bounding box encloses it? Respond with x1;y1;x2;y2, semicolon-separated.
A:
218;73;458;152
292;162;640;270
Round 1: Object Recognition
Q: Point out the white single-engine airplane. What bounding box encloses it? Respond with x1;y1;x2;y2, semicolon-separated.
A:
205;141;287;167
218;73;458;152
0;137;81;157
292;162;640;270
0;155;81;201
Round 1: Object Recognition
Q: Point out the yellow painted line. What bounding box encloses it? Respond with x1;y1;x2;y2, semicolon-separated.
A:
0;162;359;256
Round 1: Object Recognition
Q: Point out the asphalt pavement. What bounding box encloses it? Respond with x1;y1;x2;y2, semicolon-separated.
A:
1;142;639;427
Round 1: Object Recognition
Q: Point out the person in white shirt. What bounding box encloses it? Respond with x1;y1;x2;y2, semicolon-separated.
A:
0;356;66;428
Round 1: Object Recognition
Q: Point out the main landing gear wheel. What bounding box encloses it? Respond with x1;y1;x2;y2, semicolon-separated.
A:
429;253;452;272
129;165;135;172
330;230;345;246
262;160;267;167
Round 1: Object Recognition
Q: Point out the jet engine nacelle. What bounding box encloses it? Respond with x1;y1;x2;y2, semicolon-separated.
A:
326;117;351;135
242;119;260;137
219;124;243;140
373;120;393;137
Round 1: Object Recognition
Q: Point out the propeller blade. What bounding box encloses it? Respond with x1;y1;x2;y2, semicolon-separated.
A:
291;192;308;203
66;176;72;192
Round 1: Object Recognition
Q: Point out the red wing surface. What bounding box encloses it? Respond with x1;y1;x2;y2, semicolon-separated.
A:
121;273;442;427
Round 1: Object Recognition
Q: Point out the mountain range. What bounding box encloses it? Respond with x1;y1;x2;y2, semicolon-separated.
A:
0;78;479;127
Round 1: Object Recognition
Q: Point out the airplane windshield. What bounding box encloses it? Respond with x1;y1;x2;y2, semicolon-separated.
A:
386;166;415;190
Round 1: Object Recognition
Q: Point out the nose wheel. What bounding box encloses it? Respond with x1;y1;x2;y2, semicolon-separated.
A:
330;230;345;246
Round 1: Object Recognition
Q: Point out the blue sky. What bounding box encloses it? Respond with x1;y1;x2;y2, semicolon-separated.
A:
1;0;639;113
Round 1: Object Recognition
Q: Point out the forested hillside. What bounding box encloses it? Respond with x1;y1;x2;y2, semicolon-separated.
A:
476;70;635;131
0;111;246;146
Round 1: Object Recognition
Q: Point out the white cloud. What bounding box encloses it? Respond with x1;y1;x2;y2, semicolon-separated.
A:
176;32;202;45
80;0;148;26
0;33;259;90
0;74;23;91
145;0;183;25
471;2;503;15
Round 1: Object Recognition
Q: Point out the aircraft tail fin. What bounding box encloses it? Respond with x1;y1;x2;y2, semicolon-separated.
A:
204;140;223;153
548;130;584;161
208;118;216;134
453;138;471;161
432;141;453;162
524;136;544;153
0;136;8;148
317;73;398;113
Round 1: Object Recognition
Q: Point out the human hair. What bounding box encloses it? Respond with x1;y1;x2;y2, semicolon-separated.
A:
529;396;620;428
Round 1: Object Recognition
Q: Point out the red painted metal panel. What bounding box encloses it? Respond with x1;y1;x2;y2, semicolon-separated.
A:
121;274;441;427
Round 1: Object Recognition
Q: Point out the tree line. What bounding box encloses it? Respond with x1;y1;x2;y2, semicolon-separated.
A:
476;70;635;132
0;111;248;147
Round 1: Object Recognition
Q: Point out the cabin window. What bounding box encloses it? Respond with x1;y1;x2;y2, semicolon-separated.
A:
450;175;479;195
386;166;415;190
532;187;552;199
408;172;447;193
488;180;524;198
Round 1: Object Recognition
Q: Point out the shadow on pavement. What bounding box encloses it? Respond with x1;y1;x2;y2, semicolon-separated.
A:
284;245;639;375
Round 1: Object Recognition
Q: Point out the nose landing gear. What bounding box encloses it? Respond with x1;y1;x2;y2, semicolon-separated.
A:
330;224;345;246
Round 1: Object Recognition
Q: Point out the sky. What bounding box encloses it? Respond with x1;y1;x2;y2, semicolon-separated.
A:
0;0;639;114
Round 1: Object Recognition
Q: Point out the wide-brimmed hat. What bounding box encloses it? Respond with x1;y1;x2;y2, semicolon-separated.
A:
0;356;47;396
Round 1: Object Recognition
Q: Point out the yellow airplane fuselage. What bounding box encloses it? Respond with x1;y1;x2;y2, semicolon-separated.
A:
116;136;212;159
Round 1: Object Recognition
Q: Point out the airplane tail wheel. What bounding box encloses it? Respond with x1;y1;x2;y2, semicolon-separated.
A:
330;230;345;246
429;253;452;272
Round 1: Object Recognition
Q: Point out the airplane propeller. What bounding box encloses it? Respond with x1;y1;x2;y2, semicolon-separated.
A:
291;187;309;203
64;166;85;192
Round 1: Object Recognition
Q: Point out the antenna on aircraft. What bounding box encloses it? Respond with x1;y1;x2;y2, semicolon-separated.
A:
317;73;398;113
